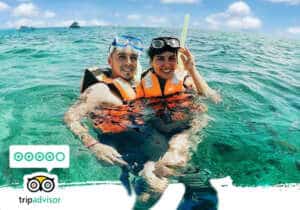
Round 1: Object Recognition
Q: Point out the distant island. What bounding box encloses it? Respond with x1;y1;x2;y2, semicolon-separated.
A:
69;22;80;29
18;26;35;31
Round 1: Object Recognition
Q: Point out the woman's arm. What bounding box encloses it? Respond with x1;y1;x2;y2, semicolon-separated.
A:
179;47;221;103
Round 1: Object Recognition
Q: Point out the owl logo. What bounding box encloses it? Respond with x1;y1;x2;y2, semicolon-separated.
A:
24;172;58;193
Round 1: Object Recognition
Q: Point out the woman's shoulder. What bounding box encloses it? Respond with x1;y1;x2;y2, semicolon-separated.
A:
141;68;153;78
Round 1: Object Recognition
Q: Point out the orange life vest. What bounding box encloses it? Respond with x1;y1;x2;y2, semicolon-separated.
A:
80;67;144;101
140;70;206;123
98;73;144;102
90;100;145;134
82;67;145;134
140;70;185;97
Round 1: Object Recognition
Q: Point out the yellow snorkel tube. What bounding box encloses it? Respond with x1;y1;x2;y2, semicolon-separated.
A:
178;14;190;71
181;14;190;49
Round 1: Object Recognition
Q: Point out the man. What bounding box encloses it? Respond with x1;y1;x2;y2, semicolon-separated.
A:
64;35;145;169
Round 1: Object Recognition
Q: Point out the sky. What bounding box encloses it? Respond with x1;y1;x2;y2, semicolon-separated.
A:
0;0;299;37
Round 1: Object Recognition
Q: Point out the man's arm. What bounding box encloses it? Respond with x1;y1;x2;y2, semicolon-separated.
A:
64;93;93;146
64;83;128;166
179;48;221;103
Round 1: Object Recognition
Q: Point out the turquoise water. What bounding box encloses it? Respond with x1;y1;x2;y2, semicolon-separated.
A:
0;27;299;187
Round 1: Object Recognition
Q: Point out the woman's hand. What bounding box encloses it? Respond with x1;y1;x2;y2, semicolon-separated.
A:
206;88;222;104
178;47;196;74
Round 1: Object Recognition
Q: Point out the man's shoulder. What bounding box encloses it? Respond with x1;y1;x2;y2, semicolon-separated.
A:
80;66;112;93
81;82;123;107
86;66;111;73
81;82;109;97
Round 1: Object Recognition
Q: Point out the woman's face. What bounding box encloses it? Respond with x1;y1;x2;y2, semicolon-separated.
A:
151;51;178;80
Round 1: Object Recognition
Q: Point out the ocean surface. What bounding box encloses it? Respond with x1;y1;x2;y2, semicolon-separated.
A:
0;26;299;187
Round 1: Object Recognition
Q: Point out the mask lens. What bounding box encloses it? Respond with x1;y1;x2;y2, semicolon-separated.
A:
115;46;141;55
111;36;143;54
151;40;165;48
114;36;128;47
167;39;180;48
130;39;140;47
129;38;143;51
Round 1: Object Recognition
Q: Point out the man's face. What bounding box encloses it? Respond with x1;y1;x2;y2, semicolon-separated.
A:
151;51;178;80
108;48;138;81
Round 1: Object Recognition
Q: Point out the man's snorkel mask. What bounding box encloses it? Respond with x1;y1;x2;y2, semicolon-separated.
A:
108;35;144;56
108;35;144;82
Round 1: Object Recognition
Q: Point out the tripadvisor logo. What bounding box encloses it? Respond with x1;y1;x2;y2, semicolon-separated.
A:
18;172;61;205
9;146;68;205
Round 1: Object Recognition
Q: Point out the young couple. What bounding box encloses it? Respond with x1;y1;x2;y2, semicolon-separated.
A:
64;35;220;209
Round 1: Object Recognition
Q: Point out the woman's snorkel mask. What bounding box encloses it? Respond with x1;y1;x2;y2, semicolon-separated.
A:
147;36;180;60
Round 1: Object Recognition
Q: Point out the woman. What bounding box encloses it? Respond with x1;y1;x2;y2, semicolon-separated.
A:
134;36;220;209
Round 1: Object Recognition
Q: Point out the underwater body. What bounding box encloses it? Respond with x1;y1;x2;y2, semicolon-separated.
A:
0;26;299;187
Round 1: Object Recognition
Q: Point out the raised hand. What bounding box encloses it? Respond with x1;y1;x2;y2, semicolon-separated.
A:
179;47;196;73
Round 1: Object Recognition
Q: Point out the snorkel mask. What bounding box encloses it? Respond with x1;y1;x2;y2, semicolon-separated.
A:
148;36;180;60
109;35;144;56
150;37;180;49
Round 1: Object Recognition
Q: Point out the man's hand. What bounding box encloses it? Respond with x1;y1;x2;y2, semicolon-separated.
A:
90;143;128;167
